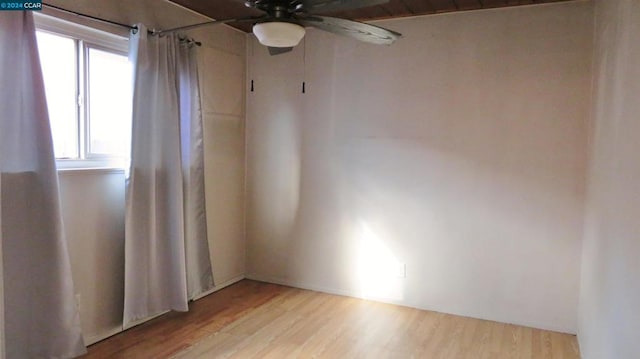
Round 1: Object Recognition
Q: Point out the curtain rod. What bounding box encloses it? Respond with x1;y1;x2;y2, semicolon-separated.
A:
41;3;201;46
42;3;138;31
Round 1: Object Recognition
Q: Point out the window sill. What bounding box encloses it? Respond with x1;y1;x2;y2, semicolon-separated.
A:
56;159;128;175
57;167;125;175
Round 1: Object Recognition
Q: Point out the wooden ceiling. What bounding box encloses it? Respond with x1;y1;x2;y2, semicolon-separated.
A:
171;0;574;32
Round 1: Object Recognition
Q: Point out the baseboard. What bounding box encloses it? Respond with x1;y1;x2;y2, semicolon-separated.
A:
245;273;364;299
85;325;125;346
191;274;246;301
245;273;414;311
245;273;577;335
85;275;246;346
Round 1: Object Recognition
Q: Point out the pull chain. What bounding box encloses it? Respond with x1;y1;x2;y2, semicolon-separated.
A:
250;37;255;92
302;37;306;94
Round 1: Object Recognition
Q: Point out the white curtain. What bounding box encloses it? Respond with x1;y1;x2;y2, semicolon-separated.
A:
177;36;214;300
124;25;213;327
0;12;86;358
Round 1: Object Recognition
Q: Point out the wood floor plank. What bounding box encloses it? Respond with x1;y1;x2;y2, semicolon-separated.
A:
82;280;580;358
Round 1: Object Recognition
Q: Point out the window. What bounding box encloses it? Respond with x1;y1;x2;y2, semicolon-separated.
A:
35;14;132;169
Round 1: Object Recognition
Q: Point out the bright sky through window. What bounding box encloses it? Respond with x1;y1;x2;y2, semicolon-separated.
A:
36;31;77;159
87;47;132;158
35;26;132;167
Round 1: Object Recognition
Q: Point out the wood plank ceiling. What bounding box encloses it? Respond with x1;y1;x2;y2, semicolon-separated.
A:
171;0;574;32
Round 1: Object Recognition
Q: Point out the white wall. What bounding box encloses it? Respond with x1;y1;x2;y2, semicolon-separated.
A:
193;31;247;287
184;5;249;289
578;0;640;358
46;0;247;344
59;170;126;344
246;1;593;333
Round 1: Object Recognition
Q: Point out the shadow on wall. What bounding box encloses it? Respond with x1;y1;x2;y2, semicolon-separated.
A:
247;2;590;332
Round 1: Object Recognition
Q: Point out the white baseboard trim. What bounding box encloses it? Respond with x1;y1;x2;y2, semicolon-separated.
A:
245;273;577;335
191;274;246;301
87;310;170;345
245;273;420;307
85;275;246;346
245;273;360;299
85;326;125;346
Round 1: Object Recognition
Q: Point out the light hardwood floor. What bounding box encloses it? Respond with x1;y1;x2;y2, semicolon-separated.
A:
84;280;580;358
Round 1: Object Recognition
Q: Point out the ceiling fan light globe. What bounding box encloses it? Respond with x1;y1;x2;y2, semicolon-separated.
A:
253;22;305;48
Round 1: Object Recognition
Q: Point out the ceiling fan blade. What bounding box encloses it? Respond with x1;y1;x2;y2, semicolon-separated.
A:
156;15;267;35
294;15;401;45
267;46;294;55
297;0;389;14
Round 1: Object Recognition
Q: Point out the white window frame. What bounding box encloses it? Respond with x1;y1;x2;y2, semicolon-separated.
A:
34;13;130;170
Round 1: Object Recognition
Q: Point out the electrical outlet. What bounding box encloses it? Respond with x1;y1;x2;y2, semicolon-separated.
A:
395;263;406;278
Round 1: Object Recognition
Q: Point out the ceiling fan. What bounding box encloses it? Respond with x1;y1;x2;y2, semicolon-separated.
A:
159;0;402;55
